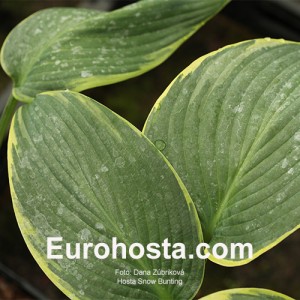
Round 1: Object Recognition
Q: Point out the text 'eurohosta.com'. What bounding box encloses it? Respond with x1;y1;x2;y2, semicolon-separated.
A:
47;237;253;260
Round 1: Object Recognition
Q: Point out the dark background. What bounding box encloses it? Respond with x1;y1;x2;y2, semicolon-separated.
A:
0;0;299;299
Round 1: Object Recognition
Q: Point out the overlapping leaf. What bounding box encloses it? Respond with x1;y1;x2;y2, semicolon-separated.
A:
144;39;300;265
8;91;204;299
200;288;293;300
0;0;230;102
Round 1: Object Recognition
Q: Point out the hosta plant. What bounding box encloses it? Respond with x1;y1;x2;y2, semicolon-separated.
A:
0;0;299;299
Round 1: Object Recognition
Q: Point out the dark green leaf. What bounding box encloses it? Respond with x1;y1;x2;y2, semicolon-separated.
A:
8;91;204;299
1;0;230;102
144;39;300;265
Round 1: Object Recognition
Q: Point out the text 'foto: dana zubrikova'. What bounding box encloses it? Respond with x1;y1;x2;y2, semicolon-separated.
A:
1;0;299;297
8;91;204;299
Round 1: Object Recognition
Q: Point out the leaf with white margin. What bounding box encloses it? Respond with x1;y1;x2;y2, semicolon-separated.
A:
144;38;300;266
8;91;204;299
1;0;230;102
200;288;294;300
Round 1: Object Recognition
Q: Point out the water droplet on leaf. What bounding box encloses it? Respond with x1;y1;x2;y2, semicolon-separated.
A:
100;165;109;173
154;140;166;151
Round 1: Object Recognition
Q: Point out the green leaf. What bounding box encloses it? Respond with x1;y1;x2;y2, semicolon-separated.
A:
0;0;230;103
143;38;300;266
200;288;294;300
8;91;204;299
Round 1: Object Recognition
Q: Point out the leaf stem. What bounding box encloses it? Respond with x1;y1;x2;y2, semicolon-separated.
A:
0;94;17;148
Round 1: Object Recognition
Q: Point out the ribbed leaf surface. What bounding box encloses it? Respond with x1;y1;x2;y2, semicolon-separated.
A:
8;91;204;299
1;0;229;102
144;39;300;265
